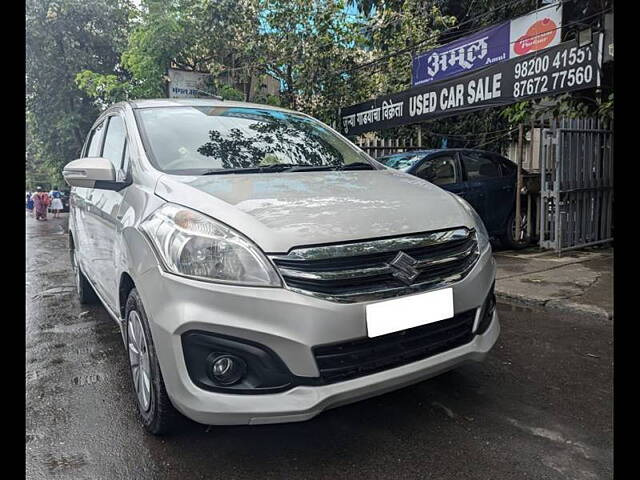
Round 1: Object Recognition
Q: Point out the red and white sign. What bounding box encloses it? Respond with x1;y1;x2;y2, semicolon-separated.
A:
509;2;563;58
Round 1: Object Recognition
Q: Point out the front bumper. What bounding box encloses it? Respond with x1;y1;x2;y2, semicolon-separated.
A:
135;247;498;425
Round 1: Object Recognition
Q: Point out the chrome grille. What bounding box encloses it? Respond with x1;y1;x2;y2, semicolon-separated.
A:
270;228;479;303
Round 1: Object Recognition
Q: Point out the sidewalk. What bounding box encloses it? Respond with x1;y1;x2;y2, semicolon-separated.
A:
493;246;613;320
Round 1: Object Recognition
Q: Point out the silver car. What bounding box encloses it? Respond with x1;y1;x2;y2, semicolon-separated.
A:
63;99;499;435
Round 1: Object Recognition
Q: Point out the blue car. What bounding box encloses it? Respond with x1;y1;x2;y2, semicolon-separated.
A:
377;149;529;249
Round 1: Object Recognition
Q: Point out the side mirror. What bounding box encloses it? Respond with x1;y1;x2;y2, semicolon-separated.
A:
63;157;127;191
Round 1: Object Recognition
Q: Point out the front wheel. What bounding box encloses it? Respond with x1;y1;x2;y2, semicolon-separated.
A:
501;210;531;250
125;288;181;435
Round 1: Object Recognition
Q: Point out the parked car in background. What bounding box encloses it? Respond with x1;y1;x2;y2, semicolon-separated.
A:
378;149;530;249
63;99;499;434
61;190;71;212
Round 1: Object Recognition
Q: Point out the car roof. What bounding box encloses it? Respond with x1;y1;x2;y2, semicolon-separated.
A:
379;150;437;158
122;98;297;115
379;148;505;158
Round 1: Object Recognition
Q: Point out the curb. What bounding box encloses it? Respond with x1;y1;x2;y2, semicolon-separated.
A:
495;290;613;320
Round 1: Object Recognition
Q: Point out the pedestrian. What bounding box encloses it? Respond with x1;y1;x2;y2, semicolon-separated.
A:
32;186;50;221
49;186;64;219
26;192;34;211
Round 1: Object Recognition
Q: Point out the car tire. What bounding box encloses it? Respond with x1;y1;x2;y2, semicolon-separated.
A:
125;288;181;435
501;210;531;250
72;249;98;304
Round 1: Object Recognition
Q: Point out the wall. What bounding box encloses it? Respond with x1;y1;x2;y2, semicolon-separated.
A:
506;127;542;171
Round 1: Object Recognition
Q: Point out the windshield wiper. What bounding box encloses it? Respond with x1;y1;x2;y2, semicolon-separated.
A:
199;162;375;175
334;162;376;171
200;164;297;175
284;165;334;172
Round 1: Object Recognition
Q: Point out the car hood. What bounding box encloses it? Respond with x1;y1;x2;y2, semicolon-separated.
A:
155;170;472;253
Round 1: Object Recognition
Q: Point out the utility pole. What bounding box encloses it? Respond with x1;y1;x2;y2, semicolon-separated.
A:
515;124;524;242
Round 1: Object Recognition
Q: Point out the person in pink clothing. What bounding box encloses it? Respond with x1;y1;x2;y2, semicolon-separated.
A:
32;186;50;221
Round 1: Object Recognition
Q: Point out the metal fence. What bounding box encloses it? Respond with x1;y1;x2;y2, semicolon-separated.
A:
355;136;424;158
539;118;613;253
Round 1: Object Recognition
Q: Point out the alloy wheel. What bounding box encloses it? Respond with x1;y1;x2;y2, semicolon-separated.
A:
127;310;152;412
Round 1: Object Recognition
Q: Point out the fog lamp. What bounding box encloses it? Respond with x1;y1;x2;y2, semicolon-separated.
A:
206;354;247;385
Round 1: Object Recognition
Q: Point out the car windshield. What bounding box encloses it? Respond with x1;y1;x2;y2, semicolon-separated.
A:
134;106;375;174
377;153;426;170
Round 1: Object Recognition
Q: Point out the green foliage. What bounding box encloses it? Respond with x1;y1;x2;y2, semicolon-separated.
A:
216;84;245;101
500;101;533;125
71;0;262;105
75;70;133;105
73;0;374;123
501;92;615;126
597;93;614;121
366;1;456;95
26;0;133;177
258;0;371;122
253;94;282;107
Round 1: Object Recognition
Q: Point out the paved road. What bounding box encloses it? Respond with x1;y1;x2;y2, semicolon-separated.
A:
26;213;613;480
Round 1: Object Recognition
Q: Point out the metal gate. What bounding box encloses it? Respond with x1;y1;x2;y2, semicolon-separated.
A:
539;118;613;253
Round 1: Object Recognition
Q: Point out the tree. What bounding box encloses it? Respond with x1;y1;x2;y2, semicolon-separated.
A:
364;0;456;95
76;0;262;104
26;0;134;177
76;0;374;125
257;0;373;123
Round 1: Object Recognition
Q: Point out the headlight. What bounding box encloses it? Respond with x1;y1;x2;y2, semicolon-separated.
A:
449;194;490;252
140;204;281;286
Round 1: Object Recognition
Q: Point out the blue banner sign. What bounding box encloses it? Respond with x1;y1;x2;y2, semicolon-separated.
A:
412;22;510;87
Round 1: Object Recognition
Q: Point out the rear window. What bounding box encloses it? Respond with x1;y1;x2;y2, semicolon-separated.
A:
461;152;501;179
497;156;517;175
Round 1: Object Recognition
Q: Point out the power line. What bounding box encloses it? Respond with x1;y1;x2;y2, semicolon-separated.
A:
473;128;520;148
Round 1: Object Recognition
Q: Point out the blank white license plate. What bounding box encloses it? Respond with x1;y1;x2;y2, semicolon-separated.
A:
365;288;454;338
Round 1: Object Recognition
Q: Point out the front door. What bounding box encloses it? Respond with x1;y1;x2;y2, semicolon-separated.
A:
87;113;130;310
459;151;513;234
73;120;106;282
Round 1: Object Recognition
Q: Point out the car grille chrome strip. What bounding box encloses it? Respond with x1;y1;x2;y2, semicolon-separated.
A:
276;242;478;282
269;227;479;303
271;228;471;262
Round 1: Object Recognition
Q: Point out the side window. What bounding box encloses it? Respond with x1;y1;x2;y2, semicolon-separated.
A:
414;155;458;186
101;116;127;170
462;152;501;180
496;155;517;176
86;121;105;157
